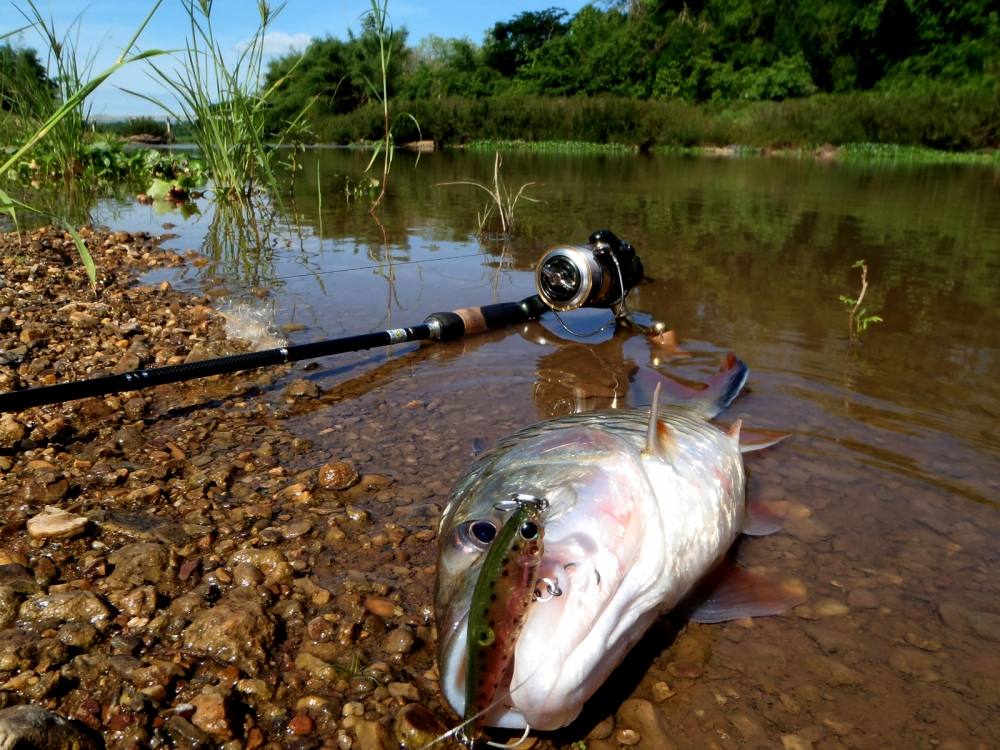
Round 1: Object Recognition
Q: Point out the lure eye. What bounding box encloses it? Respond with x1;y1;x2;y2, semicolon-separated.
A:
519;520;539;540
470;521;497;544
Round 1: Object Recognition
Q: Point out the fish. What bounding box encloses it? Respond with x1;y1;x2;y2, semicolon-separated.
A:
434;354;803;734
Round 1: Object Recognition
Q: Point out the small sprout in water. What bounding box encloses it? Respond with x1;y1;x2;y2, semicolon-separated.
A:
840;259;883;343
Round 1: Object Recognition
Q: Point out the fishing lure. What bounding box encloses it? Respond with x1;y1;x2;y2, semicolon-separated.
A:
460;495;547;747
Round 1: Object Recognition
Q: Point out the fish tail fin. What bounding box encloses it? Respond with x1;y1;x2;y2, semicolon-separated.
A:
634;353;748;419
703;353;749;417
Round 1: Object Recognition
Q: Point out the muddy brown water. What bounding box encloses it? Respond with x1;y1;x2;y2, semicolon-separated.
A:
95;149;999;748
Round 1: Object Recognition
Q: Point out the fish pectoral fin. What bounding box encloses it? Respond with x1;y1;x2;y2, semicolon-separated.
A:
683;559;806;624
742;498;788;536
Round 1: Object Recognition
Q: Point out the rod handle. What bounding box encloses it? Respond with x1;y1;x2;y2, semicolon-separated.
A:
425;295;549;341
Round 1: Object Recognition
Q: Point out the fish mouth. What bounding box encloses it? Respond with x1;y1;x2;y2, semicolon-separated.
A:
439;523;648;732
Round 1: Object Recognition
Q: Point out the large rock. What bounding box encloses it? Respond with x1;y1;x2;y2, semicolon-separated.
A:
181;590;275;675
18;591;111;629
0;703;102;750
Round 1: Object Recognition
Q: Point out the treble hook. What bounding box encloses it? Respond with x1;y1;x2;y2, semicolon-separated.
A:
534;577;562;602
493;493;549;513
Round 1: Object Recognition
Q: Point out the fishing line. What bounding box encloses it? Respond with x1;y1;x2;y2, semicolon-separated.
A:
249;251;485;284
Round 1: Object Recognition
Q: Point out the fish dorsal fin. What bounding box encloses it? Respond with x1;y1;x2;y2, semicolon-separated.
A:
644;382;677;460
644;382;661;456
727;419;742;443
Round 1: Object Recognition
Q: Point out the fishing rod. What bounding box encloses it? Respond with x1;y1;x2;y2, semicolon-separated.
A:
0;229;644;414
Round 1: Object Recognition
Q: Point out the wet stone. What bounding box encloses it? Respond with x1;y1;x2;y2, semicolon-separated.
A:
0;703;101;750
107;542;172;589
190;687;233;739
846;588;879;609
393;703;447;750
804;655;864;686
383;625;416;655
27;506;89;540
286;378;320;398
615;698;674;749
181;590;275;675
0;413;26;448
318;461;360;491
19;590;111;629
57;622;99;649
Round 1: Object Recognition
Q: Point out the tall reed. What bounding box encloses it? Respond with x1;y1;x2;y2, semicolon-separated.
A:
361;0;418;211
130;0;310;201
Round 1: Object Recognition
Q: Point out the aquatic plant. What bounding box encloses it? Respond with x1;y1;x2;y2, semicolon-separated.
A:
360;0;419;211
130;0;312;201
438;152;537;239
839;259;883;343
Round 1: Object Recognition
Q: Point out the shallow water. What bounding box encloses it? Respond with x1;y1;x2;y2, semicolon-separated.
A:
101;149;999;748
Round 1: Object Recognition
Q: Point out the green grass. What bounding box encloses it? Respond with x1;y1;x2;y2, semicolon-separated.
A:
127;0;312;201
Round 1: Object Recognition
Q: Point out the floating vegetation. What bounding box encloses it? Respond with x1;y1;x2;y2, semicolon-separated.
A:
465;139;636;154
835;143;1000;166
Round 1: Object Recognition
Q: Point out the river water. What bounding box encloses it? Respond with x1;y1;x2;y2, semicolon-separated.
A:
97;149;999;749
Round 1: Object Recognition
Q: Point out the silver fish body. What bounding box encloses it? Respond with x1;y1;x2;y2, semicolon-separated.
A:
435;395;747;731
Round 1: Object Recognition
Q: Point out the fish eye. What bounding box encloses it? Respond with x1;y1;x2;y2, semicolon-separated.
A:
470;521;497;544
519;521;539;540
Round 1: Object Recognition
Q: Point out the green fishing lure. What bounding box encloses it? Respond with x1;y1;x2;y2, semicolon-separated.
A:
463;496;546;740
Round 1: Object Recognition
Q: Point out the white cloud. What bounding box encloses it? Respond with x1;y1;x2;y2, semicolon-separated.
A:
259;31;313;56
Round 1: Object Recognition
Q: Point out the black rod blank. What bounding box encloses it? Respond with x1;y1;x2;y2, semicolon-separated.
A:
0;295;550;414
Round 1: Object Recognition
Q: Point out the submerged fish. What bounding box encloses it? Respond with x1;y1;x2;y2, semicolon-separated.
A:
434;355;802;733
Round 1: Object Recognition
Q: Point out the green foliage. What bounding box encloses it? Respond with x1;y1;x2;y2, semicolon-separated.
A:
270;0;999;151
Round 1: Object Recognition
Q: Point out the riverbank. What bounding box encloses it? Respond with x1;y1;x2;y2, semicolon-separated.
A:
0;228;448;749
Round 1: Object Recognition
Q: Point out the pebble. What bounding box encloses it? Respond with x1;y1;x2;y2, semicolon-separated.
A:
383;625;416;655
364;597;398;618
615;698;673;749
26;506;89;540
19;590;111;628
191;688;233;738
846;588;878;609
393;704;447;749
288;713;315;735
318;461;360;491
782;734;814;750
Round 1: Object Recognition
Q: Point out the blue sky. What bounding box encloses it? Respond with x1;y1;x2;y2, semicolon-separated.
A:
1;1;593;116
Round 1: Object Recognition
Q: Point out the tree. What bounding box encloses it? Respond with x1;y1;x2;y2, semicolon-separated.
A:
0;43;54;115
483;8;570;77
